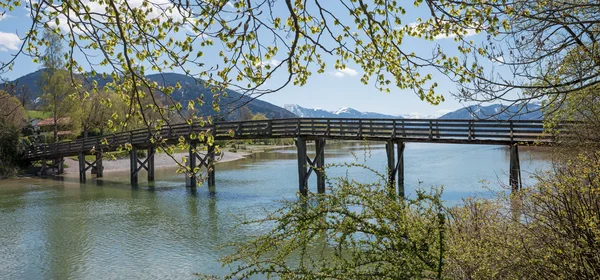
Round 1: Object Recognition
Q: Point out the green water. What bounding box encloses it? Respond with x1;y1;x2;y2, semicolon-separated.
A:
0;143;552;279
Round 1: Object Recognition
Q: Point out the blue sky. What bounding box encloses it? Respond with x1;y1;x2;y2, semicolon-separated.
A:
0;1;492;117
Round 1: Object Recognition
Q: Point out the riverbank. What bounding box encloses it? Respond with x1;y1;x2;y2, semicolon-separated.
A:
62;144;291;177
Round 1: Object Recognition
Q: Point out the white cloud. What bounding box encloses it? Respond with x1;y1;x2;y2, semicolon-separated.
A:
0;32;21;51
226;1;235;8
256;59;280;68
493;55;504;63
332;67;358;78
44;0;187;34
183;20;208;38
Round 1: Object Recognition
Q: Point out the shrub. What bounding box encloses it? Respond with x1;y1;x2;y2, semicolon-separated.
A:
219;162;446;279
0;122;23;175
445;152;600;279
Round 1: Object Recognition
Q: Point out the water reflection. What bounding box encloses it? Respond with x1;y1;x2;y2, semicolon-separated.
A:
0;142;552;278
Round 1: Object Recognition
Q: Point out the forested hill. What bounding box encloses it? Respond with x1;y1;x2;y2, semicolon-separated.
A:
3;70;296;120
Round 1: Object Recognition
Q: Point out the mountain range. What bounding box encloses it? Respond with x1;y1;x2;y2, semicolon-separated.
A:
438;103;542;120
4;69;543;121
3;70;296;120
283;104;401;119
284;103;543;120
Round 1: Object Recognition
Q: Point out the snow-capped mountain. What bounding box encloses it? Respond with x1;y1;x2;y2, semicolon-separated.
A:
438;103;543;120
400;113;438;119
284;104;402;119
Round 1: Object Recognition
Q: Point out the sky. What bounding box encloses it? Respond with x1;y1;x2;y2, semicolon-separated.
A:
0;1;495;118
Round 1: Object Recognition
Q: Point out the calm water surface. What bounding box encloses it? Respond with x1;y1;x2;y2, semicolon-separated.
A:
0;143;552;279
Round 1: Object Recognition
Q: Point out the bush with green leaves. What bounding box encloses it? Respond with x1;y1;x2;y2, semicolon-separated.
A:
218;162;446;279
446;152;600;279
0;121;24;176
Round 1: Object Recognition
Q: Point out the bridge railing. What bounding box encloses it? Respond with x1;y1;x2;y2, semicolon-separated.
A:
23;118;567;160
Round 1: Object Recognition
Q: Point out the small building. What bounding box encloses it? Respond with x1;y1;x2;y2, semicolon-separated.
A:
35;117;74;140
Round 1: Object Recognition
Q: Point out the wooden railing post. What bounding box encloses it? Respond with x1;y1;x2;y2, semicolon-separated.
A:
358;119;363;137
402;120;406;137
510;121;514;142
266;120;272;136
392;120;397;138
296;119;301;135
429;120;433;140
468;120;473;141
326;119;331;136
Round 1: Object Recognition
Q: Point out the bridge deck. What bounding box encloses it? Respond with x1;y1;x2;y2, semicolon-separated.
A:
23;118;559;160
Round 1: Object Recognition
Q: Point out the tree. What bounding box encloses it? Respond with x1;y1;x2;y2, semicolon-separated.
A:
0;90;25;175
0;90;26;128
414;0;600;118
39;28;83;142
81;90;128;137
0;0;500;129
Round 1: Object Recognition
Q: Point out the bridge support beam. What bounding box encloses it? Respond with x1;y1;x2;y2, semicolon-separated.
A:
78;153;85;182
186;143;216;189
77;153;103;182
187;143;197;188
40;158;47;176
297;137;308;196
509;145;522;193
397;142;405;198
386;141;405;197
296;137;326;196
316;139;326;194
130;147;138;186
148;146;155;182
130;147;156;186
94;153;103;178
207;144;215;187
56;158;64;175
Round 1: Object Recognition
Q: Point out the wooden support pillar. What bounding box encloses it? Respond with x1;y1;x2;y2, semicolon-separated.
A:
78;153;86;183
509;144;521;193
296;137;308;196
57;158;64;174
386;141;396;196
41;158;47;176
187;143;197;189
397;142;405;197
316;139;326;194
207;144;215;187
95;152;103;178
147;146;155;182
130;147;138;186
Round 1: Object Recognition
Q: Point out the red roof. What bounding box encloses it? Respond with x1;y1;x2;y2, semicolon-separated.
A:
36;117;71;127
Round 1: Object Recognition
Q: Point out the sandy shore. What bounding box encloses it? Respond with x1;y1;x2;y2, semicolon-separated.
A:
62;145;290;176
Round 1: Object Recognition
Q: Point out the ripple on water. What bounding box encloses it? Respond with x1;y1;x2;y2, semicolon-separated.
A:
0;144;553;278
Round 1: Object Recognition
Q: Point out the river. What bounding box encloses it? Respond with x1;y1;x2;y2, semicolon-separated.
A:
0;142;552;279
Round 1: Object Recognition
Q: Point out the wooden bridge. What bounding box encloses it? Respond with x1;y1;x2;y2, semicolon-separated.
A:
24;118;559;196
